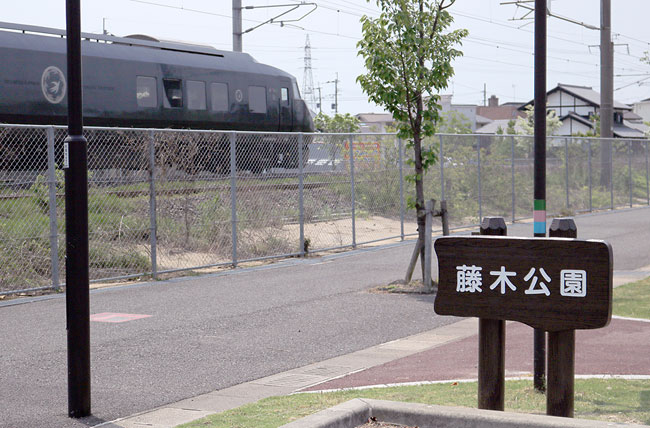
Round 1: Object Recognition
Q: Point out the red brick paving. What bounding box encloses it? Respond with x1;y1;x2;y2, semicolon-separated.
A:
304;318;650;391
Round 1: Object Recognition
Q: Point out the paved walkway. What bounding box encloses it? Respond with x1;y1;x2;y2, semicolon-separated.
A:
303;316;650;392
105;267;650;428
3;207;648;428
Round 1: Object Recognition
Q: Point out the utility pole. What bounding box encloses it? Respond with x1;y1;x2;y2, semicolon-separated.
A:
231;1;316;53
233;0;242;52
483;83;487;106
326;73;339;113
533;0;547;393
504;0;613;394
316;86;322;113
600;0;613;187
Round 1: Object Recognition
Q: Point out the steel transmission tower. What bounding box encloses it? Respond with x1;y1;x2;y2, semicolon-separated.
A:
302;35;317;112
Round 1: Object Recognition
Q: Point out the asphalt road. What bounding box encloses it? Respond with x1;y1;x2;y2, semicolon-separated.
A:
1;206;648;428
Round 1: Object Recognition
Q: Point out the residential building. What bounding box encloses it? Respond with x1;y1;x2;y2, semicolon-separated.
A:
519;84;647;138
632;98;650;124
476;95;524;121
355;113;394;133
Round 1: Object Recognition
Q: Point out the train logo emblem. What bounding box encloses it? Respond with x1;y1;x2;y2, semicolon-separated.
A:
235;89;243;103
41;66;67;104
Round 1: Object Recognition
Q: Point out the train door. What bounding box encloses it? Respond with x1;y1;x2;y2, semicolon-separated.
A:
278;82;292;132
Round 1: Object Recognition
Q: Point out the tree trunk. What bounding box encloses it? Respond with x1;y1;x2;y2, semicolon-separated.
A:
413;133;427;283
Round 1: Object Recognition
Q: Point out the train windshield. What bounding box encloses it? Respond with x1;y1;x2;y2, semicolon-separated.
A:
292;80;301;100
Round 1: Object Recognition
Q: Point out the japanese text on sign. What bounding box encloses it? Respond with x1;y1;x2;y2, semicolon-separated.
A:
456;265;585;297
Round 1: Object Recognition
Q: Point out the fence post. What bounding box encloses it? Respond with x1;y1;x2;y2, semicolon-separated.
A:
645;141;650;205
230;132;238;267
478;217;506;411
350;134;356;248
148;130;157;279
587;140;593;212
298;133;305;256
565;138;569;210
398;137;405;240
610;140;614;210
511;136;516;223
477;136;482;223
440;135;445;202
424;199;434;292
47;127;60;289
440;200;450;236
547;218;577;418
629;140;633;208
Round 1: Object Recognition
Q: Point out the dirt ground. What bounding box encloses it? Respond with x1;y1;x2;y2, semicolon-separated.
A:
154;216;419;272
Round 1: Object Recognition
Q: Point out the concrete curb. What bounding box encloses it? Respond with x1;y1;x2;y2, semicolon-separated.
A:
279;398;647;428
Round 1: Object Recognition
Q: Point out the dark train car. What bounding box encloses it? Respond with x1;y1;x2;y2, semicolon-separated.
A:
0;22;313;171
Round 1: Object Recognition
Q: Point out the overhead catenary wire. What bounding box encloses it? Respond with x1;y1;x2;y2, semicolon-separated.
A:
121;0;650;106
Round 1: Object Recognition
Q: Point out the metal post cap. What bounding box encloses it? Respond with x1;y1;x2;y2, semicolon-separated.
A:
480;216;507;236
549;218;577;238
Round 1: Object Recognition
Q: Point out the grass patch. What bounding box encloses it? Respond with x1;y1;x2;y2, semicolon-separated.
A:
613;276;650;319
179;379;650;428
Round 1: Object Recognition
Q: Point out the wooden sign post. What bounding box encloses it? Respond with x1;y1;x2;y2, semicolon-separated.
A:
547;218;578;417
478;217;507;411
434;217;612;417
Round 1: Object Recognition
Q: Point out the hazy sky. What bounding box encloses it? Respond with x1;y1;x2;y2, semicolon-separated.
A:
4;1;650;115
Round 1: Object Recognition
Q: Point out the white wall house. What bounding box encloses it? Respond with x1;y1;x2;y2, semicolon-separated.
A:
632;98;650;123
520;84;646;138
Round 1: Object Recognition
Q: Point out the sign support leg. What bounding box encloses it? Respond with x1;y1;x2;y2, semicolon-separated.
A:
478;216;507;411
479;319;505;410
547;217;578;417
547;329;575;417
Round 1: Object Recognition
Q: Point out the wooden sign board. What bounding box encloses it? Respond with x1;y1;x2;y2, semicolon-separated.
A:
434;236;613;331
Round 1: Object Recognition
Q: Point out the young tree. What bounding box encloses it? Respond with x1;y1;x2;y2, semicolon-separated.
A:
314;112;361;134
515;105;562;136
314;112;361;169
439;111;473;134
357;0;467;285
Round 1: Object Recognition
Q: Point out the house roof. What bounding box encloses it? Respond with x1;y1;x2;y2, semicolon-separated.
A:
559;112;594;127
614;122;647;138
475;114;493;126
475;119;522;134
520;84;632;111
623;110;644;121
623;119;650;134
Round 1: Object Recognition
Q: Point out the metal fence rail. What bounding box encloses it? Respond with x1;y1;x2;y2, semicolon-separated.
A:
1;125;649;295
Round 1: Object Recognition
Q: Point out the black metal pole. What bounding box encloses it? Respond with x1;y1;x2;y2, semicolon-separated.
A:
478;217;507;411
65;0;91;418
533;0;547;393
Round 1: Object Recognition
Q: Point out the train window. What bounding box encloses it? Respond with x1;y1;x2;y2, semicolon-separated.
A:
292;81;301;100
187;80;206;110
248;85;267;114
210;83;229;112
281;87;289;103
136;76;157;108
163;79;183;108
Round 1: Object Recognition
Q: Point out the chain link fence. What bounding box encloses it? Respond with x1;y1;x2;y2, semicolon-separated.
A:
1;125;649;295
